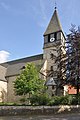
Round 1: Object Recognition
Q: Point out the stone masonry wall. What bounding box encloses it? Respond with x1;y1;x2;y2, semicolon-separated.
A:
0;105;80;116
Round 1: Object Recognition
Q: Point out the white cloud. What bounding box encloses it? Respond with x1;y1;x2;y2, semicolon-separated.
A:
0;50;10;63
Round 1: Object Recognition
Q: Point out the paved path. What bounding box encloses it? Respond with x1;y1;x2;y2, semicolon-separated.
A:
0;113;80;120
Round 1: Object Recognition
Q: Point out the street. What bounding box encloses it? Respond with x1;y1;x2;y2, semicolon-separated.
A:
0;113;80;120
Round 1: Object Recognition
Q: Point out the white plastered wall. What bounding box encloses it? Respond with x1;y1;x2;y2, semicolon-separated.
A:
0;65;7;102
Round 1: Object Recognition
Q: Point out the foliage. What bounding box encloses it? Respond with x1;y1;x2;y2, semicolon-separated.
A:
0;102;18;106
56;25;80;95
29;93;50;105
48;96;61;106
20;97;26;103
14;63;45;98
1;95;80;106
48;95;80;105
66;25;80;94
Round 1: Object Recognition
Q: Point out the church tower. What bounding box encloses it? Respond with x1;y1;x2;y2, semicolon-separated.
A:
43;8;66;96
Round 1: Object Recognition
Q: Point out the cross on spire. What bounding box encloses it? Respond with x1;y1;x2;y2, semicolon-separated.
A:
55;0;57;10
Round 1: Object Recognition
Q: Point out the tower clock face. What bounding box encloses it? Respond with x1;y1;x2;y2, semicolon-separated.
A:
50;37;55;42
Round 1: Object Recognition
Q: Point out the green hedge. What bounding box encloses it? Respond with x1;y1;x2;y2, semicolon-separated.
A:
48;95;80;106
29;94;80;106
0;95;80;106
29;94;50;105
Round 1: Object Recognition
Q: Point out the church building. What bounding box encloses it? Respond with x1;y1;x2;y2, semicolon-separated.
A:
0;8;66;103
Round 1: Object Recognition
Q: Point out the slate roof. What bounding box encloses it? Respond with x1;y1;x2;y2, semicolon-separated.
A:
44;9;62;36
46;77;57;86
0;54;43;77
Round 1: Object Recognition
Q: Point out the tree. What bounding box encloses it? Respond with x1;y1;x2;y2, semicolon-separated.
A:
57;25;80;95
14;63;45;101
66;25;80;94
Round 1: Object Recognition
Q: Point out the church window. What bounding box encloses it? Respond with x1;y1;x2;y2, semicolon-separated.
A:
52;86;54;89
51;66;53;71
52;94;54;96
50;53;54;60
21;66;25;70
54;32;57;40
48;34;50;42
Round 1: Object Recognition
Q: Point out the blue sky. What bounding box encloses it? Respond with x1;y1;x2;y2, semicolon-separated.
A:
0;0;80;63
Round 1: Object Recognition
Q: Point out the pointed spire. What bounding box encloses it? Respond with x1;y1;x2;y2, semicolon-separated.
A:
44;9;62;36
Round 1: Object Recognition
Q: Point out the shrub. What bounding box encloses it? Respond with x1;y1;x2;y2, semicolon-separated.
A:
59;96;69;105
48;95;78;106
30;94;50;105
20;97;26;103
48;96;62;106
74;94;80;105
